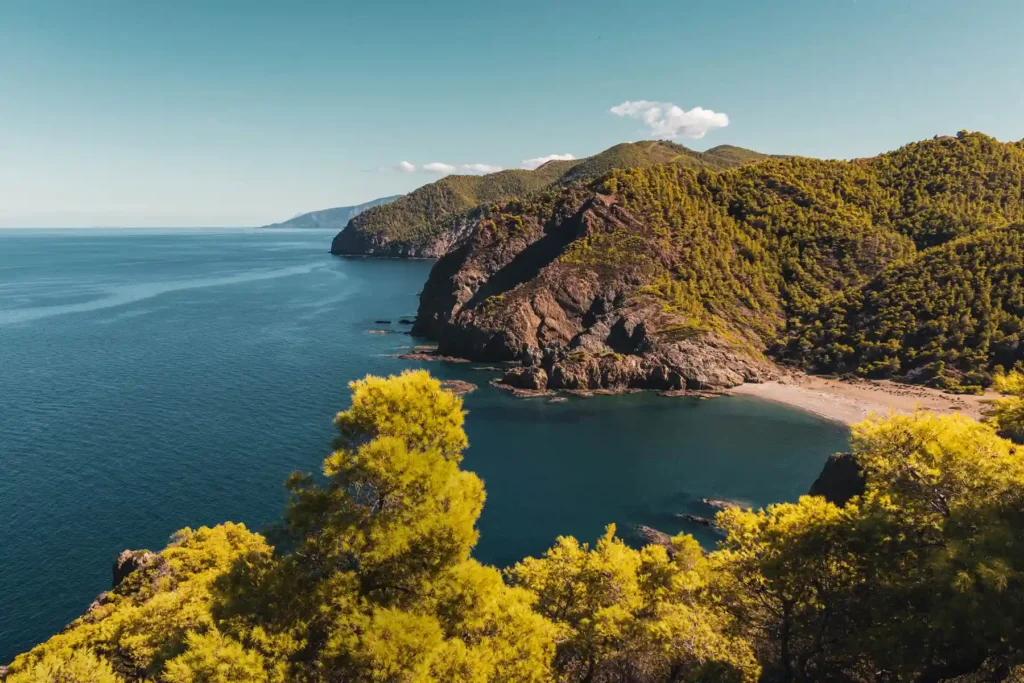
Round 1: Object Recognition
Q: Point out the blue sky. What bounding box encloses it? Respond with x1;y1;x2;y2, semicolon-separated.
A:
2;0;1023;227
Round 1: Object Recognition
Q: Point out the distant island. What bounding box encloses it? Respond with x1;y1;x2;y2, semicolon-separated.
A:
261;195;401;231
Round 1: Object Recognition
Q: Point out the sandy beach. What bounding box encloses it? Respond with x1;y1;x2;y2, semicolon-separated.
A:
728;374;1000;426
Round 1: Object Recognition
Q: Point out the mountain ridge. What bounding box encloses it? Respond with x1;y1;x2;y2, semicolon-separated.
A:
330;141;771;258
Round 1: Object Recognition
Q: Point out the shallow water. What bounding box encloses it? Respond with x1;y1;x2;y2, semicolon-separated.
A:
0;229;848;661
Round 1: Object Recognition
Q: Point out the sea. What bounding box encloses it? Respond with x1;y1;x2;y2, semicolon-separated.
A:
0;228;849;662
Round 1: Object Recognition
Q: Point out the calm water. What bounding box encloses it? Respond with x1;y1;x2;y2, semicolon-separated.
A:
0;229;849;662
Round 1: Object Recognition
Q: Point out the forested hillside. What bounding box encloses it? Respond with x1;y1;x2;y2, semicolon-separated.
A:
414;132;1024;392
6;371;1023;682
330;141;770;257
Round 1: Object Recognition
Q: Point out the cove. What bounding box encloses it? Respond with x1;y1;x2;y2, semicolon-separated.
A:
0;229;848;663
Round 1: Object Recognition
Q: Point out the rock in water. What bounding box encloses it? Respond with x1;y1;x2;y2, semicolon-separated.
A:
701;498;741;510
439;379;477;396
809;452;866;506
634;525;674;550
676;513;716;528
112;549;158;589
500;366;548;390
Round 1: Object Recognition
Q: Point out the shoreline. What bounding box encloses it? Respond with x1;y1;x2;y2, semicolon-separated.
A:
727;374;1000;426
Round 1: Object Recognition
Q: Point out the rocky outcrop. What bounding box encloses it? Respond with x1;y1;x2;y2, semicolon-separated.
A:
500;366;548;390
331;214;477;258
634;525;674;551
809;453;866;506
413;192;777;392
112;549;158;590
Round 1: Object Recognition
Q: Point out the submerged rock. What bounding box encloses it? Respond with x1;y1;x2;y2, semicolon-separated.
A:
701;498;742;511
676;514;716;528
808;452;866;506
439;379;477;396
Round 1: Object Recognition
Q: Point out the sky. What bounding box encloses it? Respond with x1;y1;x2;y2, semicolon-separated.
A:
2;0;1023;228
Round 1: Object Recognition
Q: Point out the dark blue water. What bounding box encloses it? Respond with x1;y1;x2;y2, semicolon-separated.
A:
0;229;849;662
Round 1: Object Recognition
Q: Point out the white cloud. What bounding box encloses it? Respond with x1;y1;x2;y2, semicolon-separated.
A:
460;163;503;174
423;162;457;174
609;100;729;139
521;153;575;170
378;160;417;173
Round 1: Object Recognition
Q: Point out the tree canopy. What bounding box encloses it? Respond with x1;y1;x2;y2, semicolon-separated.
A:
7;371;1024;682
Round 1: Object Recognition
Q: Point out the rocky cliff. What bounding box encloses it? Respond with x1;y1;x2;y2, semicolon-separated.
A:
413;133;1024;393
413;189;777;392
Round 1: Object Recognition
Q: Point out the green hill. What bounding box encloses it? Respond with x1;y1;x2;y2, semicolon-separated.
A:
414;131;1024;391
330;141;769;257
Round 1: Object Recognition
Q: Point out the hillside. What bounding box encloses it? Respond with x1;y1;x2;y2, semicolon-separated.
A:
330;141;770;257
261;195;401;230
413;132;1024;392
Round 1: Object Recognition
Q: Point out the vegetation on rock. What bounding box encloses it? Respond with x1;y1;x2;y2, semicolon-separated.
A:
7;371;1024;682
414;132;1024;390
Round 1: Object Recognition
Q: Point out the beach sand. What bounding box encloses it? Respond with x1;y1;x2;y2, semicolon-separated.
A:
728;374;1001;426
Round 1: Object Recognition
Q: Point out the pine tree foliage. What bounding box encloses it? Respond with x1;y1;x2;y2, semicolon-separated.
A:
8;372;1024;682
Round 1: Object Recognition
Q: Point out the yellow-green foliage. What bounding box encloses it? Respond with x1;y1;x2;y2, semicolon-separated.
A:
509;526;759;683
985;370;1024;442
9;374;1024;682
344;141;766;250
714;412;1024;681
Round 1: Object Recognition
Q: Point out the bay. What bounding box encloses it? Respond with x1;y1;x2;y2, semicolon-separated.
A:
0;229;848;662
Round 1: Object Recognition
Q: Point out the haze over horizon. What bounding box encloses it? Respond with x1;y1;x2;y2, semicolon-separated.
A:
3;0;1023;228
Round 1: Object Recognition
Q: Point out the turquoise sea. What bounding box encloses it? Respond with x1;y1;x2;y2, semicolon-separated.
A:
0;229;848;662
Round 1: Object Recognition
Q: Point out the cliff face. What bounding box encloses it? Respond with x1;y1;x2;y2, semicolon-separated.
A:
331;211;478;258
414;191;776;391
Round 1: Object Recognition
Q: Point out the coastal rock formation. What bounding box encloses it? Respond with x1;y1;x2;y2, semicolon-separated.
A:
634;525;674;552
500;366;548;390
414;190;776;392
413;133;1024;392
809;452;866;506
112;549;158;590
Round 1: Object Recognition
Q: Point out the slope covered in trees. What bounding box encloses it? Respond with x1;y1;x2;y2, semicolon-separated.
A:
329;141;770;257
413;132;1024;391
6;371;1024;682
